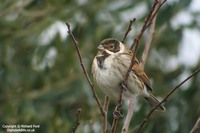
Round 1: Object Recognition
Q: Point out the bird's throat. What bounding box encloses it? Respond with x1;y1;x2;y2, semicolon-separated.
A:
96;51;110;70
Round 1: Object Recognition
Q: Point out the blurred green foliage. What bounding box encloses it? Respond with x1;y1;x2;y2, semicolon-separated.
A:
0;0;200;133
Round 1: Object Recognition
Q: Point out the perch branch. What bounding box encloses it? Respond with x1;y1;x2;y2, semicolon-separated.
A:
136;68;200;133
72;108;82;133
66;23;104;116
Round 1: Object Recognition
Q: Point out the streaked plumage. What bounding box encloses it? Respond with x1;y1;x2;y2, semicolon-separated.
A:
92;38;165;111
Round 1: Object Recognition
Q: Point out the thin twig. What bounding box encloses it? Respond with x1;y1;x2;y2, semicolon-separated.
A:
122;18;136;44
66;23;104;116
144;0;167;30
190;117;200;133
103;96;110;133
136;68;200;133
129;0;158;50
140;0;161;69
72;108;82;133
129;0;166;50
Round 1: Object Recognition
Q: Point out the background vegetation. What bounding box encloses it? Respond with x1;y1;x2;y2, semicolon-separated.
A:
0;0;200;132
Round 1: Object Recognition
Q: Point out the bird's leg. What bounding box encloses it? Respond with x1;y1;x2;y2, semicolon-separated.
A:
113;106;124;119
113;81;127;119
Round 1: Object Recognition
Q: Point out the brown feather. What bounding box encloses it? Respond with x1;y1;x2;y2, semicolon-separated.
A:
122;47;152;91
132;58;153;91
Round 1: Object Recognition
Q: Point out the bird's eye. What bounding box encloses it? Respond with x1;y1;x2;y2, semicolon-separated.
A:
109;44;114;49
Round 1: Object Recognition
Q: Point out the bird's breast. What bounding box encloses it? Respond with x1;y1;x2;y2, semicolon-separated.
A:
92;53;143;99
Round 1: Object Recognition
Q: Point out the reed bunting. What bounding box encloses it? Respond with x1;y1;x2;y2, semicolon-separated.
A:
92;38;165;111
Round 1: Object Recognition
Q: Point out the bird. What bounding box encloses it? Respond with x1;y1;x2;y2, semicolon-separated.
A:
91;38;165;111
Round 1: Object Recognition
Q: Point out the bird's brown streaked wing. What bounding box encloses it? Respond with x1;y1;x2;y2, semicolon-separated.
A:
132;59;153;91
120;50;153;91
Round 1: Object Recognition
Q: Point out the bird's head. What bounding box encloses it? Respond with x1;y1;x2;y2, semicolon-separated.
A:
97;38;125;55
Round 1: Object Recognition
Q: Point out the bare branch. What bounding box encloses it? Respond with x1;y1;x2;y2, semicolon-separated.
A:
140;0;161;69
129;0;167;50
190;117;200;133
136;68;200;133
72;108;82;133
66;23;104;116
145;0;167;30
129;1;157;50
122;99;135;133
122;18;136;44
103;96;110;133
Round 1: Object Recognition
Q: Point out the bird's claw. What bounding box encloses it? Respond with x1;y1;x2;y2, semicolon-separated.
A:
113;107;123;119
120;81;128;91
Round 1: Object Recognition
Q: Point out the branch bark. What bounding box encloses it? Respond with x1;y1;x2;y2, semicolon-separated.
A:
122;18;136;44
72;108;82;133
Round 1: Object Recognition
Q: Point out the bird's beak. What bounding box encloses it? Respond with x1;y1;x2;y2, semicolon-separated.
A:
97;45;104;50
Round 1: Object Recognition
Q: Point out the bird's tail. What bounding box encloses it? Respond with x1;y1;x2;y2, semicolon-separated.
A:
144;93;166;112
